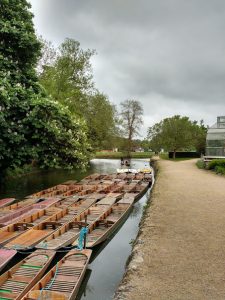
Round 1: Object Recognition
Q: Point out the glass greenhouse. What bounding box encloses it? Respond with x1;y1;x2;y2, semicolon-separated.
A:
206;116;225;156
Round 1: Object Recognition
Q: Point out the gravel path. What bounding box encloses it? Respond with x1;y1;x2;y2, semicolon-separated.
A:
114;159;225;300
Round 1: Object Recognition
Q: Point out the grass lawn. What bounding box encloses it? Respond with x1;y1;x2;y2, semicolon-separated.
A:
95;151;153;159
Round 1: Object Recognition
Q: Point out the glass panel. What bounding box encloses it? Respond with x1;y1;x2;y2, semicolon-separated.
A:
206;140;225;147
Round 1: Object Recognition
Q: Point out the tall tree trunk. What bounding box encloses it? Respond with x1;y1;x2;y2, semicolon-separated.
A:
173;149;176;159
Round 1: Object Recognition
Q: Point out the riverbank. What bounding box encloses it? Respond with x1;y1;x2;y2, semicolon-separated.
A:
114;158;225;300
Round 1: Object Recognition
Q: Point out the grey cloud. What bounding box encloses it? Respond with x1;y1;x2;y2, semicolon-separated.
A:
30;0;225;135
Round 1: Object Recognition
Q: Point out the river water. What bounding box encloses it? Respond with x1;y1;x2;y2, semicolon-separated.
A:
0;159;151;300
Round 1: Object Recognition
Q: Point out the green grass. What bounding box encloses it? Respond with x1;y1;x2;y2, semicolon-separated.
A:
95;151;153;159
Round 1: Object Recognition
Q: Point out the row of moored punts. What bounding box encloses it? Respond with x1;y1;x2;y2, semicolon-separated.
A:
0;169;152;299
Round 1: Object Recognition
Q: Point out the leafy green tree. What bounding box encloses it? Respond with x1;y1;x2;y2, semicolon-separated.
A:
192;119;207;154
85;92;117;149
39;38;95;113
120;100;143;154
147;115;206;158
39;38;118;150
0;0;90;173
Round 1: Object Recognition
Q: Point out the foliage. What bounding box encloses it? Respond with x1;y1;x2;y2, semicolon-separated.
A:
208;159;225;170
39;38;95;110
196;159;205;169
208;159;225;175
0;0;90;173
147;115;207;158
191;119;207;154
120;100;143;153
140;139;151;151
39;38;118;150
84;92;118;149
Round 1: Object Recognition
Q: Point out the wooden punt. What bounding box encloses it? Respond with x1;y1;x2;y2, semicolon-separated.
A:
22;249;92;300
53;195;83;210
14;207;63;226
32;197;63;208
36;221;85;250
4;200;97;250
0;223;34;247
74;193;122;224
58;184;96;198
0;198;64;227
0;198;15;208
36;194;109;250
0;249;55;300
75;195;135;248
0;199;36;213
133;182;149;198
83;173;102;180
28;184;71;199
28;181;81;199
0;249;17;272
0;207;41;226
36;186;78;199
5;221;63;250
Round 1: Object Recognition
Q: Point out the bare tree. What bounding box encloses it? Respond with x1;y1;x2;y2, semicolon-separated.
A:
120;99;143;154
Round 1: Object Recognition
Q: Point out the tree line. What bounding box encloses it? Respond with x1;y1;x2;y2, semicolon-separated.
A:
0;0;207;175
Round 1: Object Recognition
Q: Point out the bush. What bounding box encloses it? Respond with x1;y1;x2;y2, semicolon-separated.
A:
215;166;225;175
196;159;205;169
208;159;225;170
207;159;225;175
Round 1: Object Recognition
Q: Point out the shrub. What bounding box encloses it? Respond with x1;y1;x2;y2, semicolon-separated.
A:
196;159;205;169
208;159;225;170
215;166;225;175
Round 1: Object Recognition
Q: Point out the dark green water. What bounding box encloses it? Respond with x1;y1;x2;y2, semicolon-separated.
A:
0;159;151;300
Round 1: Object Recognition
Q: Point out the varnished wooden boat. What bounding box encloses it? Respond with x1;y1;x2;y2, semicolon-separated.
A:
22;249;92;300
17;207;63;226
36;221;85;250
86;195;135;247
0;206;41;226
0;199;36;213
27;183;72;199
71;194;135;248
35;194;110;250
0;249;17;272
0;249;55;300
0;222;34;247
75;193;122;224
132;181;149;198
0;198;15;208
27;180;80;199
52;195;83;210
3;197;100;250
0;198;63;226
32;197;63;209
5;221;63;250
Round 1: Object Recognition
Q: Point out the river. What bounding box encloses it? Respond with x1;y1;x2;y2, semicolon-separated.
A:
0;159;151;300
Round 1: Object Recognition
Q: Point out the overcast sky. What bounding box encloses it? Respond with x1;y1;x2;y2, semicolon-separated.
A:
29;0;225;137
